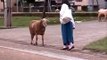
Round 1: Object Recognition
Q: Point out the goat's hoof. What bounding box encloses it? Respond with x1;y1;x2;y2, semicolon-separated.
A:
98;20;101;22
105;21;107;22
42;44;45;46
34;43;38;46
31;43;33;45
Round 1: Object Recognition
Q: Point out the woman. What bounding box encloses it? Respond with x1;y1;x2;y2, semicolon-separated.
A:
60;0;75;50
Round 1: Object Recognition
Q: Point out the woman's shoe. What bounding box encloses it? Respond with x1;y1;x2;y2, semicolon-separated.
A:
61;47;68;50
68;46;74;51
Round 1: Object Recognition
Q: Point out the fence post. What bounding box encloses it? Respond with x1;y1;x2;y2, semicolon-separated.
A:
4;0;12;28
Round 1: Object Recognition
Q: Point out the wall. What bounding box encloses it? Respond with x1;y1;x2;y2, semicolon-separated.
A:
0;1;3;12
75;0;88;6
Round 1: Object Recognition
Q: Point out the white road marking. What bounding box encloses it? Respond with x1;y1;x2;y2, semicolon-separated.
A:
0;46;87;60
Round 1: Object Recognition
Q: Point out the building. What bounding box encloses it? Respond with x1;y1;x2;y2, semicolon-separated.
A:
0;0;17;12
0;0;107;12
74;0;105;11
0;1;3;11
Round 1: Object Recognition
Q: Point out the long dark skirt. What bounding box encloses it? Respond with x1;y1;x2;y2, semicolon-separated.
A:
61;22;74;45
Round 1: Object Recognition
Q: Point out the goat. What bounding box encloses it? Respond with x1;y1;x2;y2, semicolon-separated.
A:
29;18;48;46
98;9;107;22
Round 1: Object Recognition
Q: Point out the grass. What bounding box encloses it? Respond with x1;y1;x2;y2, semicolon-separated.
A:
0;17;4;26
0;16;60;27
74;16;97;22
0;16;97;27
12;16;38;27
84;37;107;54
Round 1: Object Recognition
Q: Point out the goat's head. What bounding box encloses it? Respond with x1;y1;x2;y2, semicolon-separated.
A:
41;18;48;27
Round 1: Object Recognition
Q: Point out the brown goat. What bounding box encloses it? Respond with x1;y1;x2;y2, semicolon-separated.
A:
29;18;48;46
98;9;107;22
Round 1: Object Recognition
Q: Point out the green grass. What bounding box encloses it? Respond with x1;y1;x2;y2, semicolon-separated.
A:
0;16;60;27
12;16;38;27
84;37;107;53
0;16;97;27
0;17;4;26
74;16;97;21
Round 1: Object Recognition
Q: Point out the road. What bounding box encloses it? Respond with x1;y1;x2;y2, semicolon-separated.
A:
0;20;107;60
0;46;61;60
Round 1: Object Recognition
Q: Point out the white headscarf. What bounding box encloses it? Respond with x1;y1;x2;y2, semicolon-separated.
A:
60;4;75;28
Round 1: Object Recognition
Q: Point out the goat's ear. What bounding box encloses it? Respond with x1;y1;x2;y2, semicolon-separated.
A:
42;18;49;22
46;18;49;22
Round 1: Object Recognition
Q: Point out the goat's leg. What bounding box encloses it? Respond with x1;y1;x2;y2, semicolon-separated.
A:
42;35;44;46
31;34;34;45
34;35;38;45
98;14;101;22
104;14;106;22
105;14;107;22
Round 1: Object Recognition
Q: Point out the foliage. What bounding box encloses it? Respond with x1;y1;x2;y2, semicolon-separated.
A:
24;0;35;3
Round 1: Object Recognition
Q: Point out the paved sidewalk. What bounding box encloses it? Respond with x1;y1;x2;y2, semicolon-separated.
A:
0;20;107;60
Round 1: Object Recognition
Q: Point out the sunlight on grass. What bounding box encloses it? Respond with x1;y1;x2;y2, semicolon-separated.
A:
0;16;97;27
84;37;107;53
12;16;39;27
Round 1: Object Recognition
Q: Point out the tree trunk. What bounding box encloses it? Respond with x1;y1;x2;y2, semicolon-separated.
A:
4;0;12;28
42;0;48;18
96;0;99;9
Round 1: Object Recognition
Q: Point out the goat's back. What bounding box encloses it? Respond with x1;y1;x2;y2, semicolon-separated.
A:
30;20;41;28
29;20;45;35
98;9;107;13
29;20;41;34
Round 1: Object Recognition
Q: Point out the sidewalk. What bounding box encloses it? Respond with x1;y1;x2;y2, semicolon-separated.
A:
0;20;107;60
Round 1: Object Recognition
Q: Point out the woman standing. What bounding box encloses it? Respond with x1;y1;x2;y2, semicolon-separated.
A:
60;0;75;50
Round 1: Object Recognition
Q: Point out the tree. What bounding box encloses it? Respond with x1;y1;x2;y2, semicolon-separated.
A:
26;0;35;3
3;0;12;28
42;0;48;18
105;0;107;8
95;0;99;9
1;0;4;2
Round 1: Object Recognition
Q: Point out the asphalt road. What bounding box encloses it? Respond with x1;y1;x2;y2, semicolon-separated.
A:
0;47;61;60
0;20;107;60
